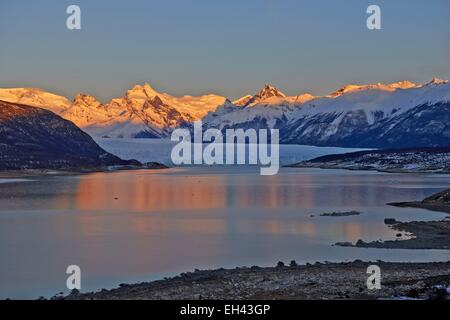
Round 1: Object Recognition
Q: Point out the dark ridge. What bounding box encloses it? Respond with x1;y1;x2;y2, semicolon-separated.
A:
0;100;141;170
305;147;450;163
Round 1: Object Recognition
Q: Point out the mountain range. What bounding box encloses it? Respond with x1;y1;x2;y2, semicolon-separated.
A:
204;78;450;148
0;78;449;148
0;84;226;139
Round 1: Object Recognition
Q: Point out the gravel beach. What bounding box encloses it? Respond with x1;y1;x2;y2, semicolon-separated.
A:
64;261;450;300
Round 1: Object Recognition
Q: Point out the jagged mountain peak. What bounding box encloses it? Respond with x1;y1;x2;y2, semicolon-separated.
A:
255;84;286;99
73;93;102;107
127;82;160;99
239;85;288;108
427;78;449;86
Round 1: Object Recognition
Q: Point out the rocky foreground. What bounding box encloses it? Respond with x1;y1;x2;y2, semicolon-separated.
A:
64;261;450;300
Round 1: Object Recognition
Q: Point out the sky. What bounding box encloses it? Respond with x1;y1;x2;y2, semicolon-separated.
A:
0;0;449;102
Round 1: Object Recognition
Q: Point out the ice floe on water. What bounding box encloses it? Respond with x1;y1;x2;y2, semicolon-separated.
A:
0;179;30;184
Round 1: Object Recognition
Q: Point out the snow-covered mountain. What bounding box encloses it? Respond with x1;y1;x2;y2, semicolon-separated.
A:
202;79;450;148
233;84;315;108
0;83;227;138
202;84;316;131
0;88;71;114
282;79;450;148
1;78;449;148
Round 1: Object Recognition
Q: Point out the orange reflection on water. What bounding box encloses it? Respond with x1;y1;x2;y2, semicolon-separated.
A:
128;216;226;235
235;220;317;237
72;171;227;212
51;169;387;215
262;220;317;237
333;222;364;242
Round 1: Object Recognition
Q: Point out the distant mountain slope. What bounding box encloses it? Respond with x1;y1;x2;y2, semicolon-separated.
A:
0;100;137;170
291;147;450;173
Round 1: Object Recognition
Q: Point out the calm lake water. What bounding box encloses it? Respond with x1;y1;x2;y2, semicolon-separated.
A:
0;167;449;299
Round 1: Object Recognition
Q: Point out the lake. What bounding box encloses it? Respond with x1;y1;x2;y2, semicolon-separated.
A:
0;166;449;299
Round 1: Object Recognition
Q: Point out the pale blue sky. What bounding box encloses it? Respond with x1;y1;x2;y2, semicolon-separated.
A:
0;0;449;101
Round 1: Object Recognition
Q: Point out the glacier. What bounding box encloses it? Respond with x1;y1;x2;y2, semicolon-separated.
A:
95;138;369;166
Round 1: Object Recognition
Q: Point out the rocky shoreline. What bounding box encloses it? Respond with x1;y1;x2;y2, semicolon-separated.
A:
0;162;169;179
389;188;450;214
336;189;450;250
336;219;450;250
61;261;450;300
389;202;450;214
